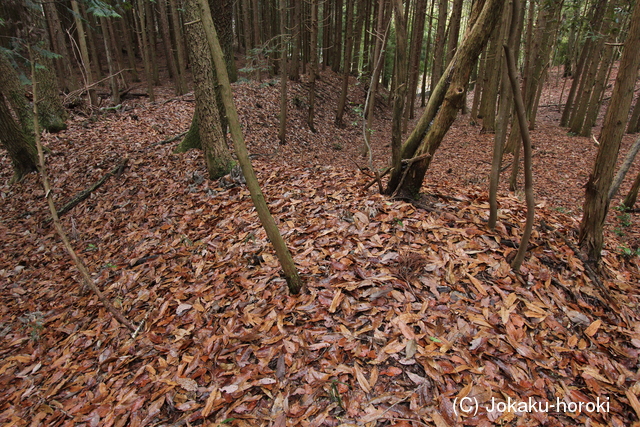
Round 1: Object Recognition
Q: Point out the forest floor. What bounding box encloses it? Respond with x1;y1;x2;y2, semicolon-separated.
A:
1;65;640;427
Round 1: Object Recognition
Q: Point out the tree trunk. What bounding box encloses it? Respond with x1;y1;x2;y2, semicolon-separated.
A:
579;0;640;263
183;0;233;179
609;135;640;200
0;93;38;184
307;0;318;132
420;0;435;108
71;0;97;106
429;0;448;98
403;0;427;127
211;0;237;82
196;0;302;294
489;0;520;229
387;0;505;198
136;0;155;101
43;0;77;92
169;0;187;85
289;0;301;80
100;17;120;104
159;0;185;94
278;0;288;144
623;169;640;209
628;93;640;134
390;0;408;168
560;0;609;127
335;0;355;126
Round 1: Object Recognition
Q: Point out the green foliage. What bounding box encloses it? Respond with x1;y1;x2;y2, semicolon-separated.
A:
619;245;640;258
19;311;44;341
85;0;121;18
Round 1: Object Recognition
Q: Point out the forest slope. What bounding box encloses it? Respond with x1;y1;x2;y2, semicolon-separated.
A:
1;69;640;426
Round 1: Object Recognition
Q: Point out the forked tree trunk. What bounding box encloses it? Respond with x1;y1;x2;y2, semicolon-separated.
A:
579;0;640;263
387;0;505;198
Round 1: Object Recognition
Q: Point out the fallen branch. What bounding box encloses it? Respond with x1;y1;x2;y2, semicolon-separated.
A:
153;131;188;146
364;167;391;190
56;158;128;218
30;49;136;332
540;220;631;327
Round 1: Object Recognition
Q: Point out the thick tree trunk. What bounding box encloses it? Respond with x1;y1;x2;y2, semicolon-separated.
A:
579;0;640;263
387;0;505;198
211;0;237;83
43;0;77;92
0;93;38;184
183;0;233;179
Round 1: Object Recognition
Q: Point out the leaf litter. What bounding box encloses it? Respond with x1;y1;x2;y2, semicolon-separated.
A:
0;69;640;426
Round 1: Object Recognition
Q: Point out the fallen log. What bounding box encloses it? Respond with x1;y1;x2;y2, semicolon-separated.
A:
56;158;128;217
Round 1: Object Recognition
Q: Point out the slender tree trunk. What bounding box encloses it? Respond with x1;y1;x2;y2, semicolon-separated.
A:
196;0;303;294
169;0;187;84
100;17;120;104
623;169;640;208
71;0;97;106
403;0;427;127
561;0;609;127
390;0;408;168
290;0;301;80
429;0;448;97
579;0;640;263
137;0;155;101
489;0;519;229
420;0;435;107
278;0;288;144
307;0;318;132
335;0;355;126
43;0;77;92
609;135;640;200
120;12;140;82
158;0;183;94
628;94;640;134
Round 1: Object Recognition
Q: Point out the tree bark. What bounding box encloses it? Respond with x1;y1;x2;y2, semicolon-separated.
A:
0;93;38;183
183;0;233;179
387;0;505;198
609;135;640;200
579;0;640;263
335;0;355;126
278;0;288;144
196;0;303;294
307;0;318;132
71;0;97;106
429;0;448;98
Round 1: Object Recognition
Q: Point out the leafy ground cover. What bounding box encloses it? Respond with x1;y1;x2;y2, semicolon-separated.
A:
1;68;640;426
